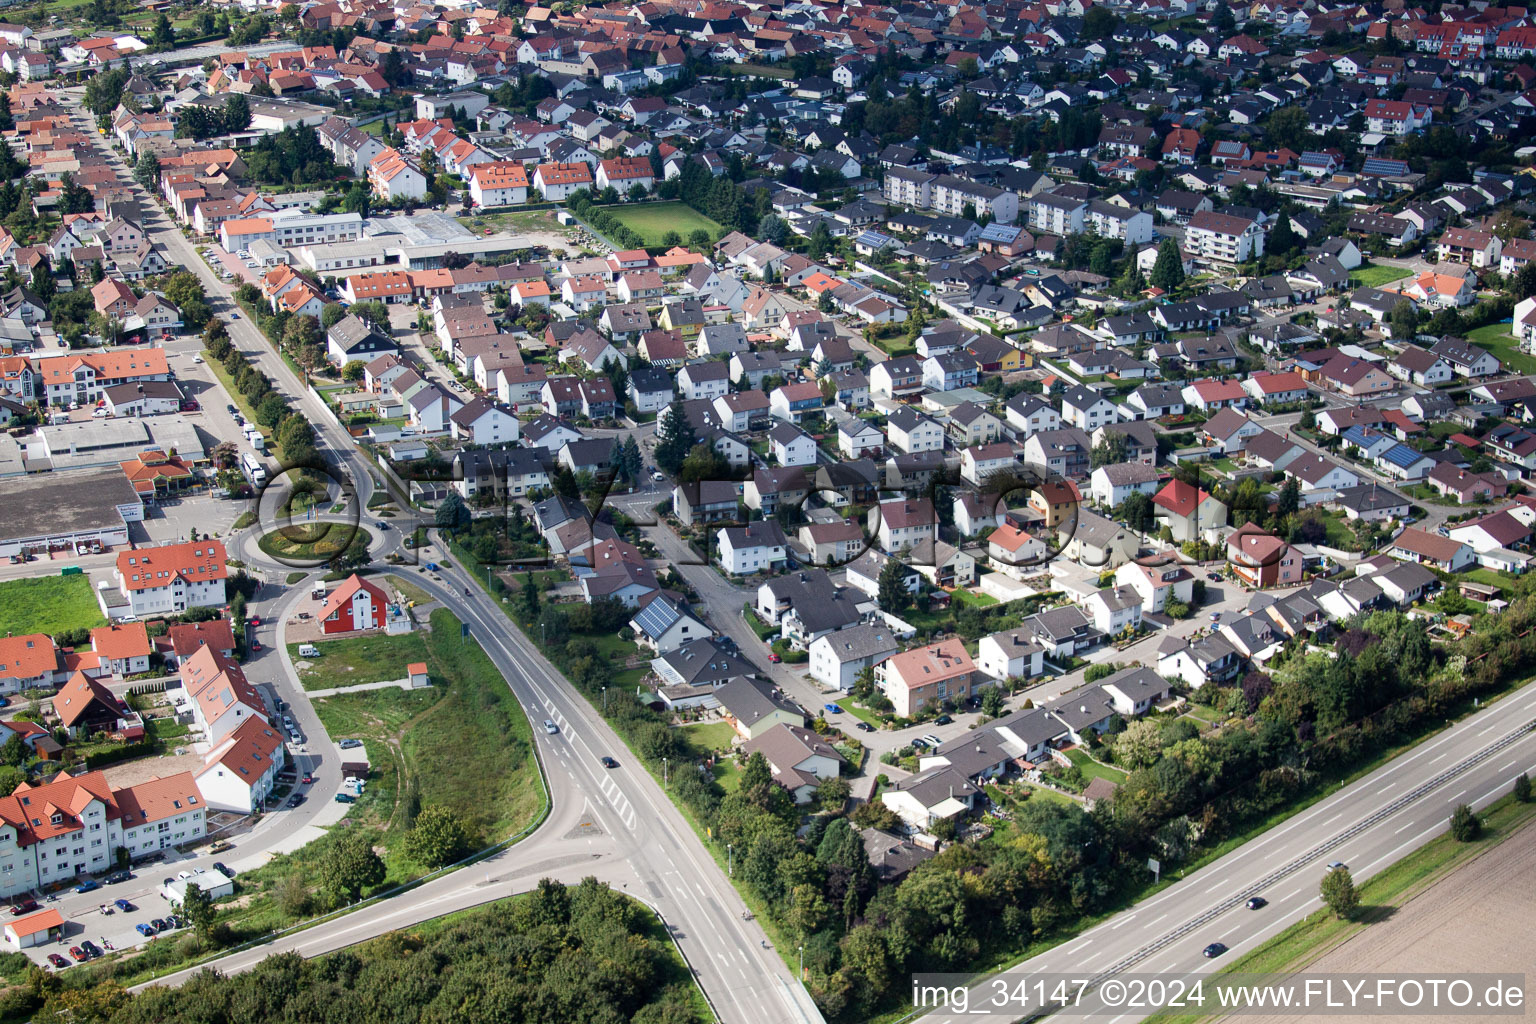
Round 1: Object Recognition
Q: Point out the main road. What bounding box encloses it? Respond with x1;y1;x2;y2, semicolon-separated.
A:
149;534;823;1024
907;687;1536;1024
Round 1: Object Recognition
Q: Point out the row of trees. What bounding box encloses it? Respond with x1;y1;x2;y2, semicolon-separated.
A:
14;877;702;1024
203;323;322;469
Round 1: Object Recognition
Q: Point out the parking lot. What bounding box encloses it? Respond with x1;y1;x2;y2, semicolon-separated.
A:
10;865;208;969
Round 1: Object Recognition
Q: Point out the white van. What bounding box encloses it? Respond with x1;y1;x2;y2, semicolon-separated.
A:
297;643;320;658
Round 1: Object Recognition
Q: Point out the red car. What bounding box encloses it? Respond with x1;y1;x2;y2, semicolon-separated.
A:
767;652;782;663
248;617;261;627
251;641;262;652
46;954;68;969
68;947;86;962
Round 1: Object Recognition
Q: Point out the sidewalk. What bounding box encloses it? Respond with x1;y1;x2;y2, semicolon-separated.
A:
307;677;430;698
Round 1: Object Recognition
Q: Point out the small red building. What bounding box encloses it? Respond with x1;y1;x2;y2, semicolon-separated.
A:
320;574;389;634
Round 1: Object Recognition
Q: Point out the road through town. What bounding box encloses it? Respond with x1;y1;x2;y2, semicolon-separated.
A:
143;554;824;1024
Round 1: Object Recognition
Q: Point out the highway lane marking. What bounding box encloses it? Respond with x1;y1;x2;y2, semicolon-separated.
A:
1066;939;1091;954
1480;723;1501;736
1204;880;1226;893
1283;887;1302;899
1449;788;1469;801
1318;812;1342;826
1395;821;1414;833
1110;915;1136;930
1501;760;1519;771
1377;782;1395;794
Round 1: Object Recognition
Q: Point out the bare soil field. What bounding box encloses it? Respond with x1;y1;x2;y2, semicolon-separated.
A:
1225;822;1536;1024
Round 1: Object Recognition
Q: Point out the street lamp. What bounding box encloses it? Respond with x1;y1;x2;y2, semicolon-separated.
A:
798;945;804;980
663;757;668;785
602;686;608;712
727;843;733;877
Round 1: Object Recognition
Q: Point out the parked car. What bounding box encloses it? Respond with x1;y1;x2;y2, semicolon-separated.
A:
136;922;155;937
10;900;40;916
68;946;86;962
855;722;875;732
151;918;170;933
80;941;101;958
212;863;232;878
106;871;129;885
115;899;134;912
75;879;99;894
767;652;781;663
47;953;69;968
300;774;314;785
288;794;305;808
935;714;953;725
335;793;355;803
208;840;232;854
600;756;619;768
338;739;363;749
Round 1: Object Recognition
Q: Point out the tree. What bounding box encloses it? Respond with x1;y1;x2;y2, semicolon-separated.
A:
1117;257;1146;296
1090;432;1129;468
981;686;1005;717
1276;477;1301;518
1268;211;1298;256
435;491;470;531
321;302;347;330
689;228;712;251
679;442;727;483
134;151;160;191
343;182;372;217
1113;718;1163;769
151;11;175;45
654;402;698;476
30;258;54;305
282;313;320;352
817;775;851;811
876;557;910;613
319;830;385;904
1083;4;1118;38
1121;490;1154;533
352;301;390;332
1320;867;1360;920
1516;772;1532;804
1449;803;1482;842
58;173;94;215
342;360;366;382
1389;299;1419;341
403;805;472;867
1299;407;1316;431
163;271;207;313
1150;237;1185;292
178;878;218;939
0;733;27;768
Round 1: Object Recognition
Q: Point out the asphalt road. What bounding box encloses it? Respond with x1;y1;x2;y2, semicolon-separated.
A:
908;686;1536;1024
142;533;823;1024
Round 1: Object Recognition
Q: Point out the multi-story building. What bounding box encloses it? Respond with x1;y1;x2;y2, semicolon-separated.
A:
114;540;228;617
1184;210;1265;265
0;770;205;896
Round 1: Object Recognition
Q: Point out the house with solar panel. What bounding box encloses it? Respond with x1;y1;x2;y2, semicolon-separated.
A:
629;597;709;655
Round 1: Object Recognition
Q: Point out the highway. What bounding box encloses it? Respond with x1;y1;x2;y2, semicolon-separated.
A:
907;686;1536;1024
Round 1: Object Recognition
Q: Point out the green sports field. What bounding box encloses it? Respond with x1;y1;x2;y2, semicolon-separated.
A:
604;202;724;247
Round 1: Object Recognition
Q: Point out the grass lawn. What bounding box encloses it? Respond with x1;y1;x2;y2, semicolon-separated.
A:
205;356;269;433
1467;323;1536;375
0;575;105;635
257;525;372;562
949;589;998;608
382;573;434;606
712;761;742;793
727;62;793;78
1321;514;1361;551
457;207;567;235
680;721;737;753
845;701;887;729
306;608;545;867
1145;794;1536;1023
147;717;190;740
287;630;432;691
1458;567;1515;591
605;202;725;247
1065;747;1129;784
1019;781;1077;807
1351;263;1413;289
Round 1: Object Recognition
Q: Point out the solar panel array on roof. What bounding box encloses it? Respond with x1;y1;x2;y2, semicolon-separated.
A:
1361;157;1410;177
